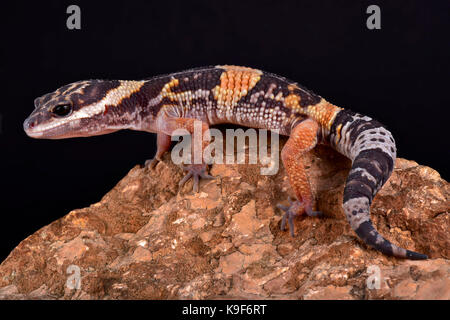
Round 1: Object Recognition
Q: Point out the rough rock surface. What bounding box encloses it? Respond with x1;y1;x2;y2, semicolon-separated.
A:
0;144;448;300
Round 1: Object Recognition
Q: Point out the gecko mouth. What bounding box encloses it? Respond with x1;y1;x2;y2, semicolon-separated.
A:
23;118;117;139
24;125;71;139
23;118;81;139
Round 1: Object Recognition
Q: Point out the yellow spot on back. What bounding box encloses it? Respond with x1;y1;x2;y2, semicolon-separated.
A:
110;81;146;106
161;78;180;94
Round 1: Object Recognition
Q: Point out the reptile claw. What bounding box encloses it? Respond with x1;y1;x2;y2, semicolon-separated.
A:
145;157;162;170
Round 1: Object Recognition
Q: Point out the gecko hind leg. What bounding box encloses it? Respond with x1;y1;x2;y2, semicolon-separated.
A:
278;118;323;237
179;164;215;193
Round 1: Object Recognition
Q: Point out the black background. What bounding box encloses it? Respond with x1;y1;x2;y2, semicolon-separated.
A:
0;0;448;262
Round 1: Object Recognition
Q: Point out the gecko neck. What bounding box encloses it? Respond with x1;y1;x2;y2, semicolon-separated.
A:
100;79;162;133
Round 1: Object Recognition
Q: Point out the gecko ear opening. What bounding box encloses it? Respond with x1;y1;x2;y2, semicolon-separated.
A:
34;97;42;109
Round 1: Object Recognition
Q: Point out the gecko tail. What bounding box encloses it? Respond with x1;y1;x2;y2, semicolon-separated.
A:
343;148;428;260
353;219;428;260
329;109;427;260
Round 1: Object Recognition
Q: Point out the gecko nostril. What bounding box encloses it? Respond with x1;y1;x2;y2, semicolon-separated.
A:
26;120;35;129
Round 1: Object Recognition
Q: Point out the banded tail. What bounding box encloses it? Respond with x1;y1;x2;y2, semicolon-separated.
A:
329;110;427;260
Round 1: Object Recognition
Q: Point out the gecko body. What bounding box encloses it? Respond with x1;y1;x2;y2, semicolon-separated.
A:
24;65;427;260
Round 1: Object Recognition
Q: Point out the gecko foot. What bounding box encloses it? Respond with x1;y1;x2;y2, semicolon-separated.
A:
277;197;323;236
179;164;215;193
145;157;162;170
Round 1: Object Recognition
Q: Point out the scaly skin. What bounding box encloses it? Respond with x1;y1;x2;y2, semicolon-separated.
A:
24;65;427;260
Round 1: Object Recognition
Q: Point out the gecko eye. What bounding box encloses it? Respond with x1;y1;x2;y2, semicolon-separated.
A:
51;104;72;117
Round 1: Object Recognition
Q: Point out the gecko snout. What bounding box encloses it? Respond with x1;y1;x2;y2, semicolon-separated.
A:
23;118;34;130
23;117;41;138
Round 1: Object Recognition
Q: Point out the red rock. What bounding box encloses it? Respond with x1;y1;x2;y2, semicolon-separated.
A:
0;144;448;299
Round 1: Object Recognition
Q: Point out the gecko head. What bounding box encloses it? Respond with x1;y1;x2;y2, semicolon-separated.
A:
24;80;127;139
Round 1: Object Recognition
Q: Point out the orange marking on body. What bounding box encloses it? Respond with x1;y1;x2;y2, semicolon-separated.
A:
336;123;343;141
214;65;262;105
306;99;342;130
284;94;301;111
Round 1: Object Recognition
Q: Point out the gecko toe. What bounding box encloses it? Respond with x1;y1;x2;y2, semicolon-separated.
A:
306;210;323;218
288;214;295;237
145;157;161;170
193;174;200;193
277;201;301;236
179;164;215;193
277;199;321;236
199;172;215;180
276;204;289;211
179;171;193;186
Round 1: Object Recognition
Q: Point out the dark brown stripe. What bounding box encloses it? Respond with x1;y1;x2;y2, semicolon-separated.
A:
73;80;121;110
170;68;223;93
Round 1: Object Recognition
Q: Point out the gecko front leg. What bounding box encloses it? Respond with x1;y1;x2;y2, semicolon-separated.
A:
278;118;323;236
156;108;214;192
145;133;172;169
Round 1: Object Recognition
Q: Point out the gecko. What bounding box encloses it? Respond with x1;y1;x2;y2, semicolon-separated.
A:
23;65;427;260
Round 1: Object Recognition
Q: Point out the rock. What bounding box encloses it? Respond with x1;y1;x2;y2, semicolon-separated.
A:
303;285;354;300
0;143;448;300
